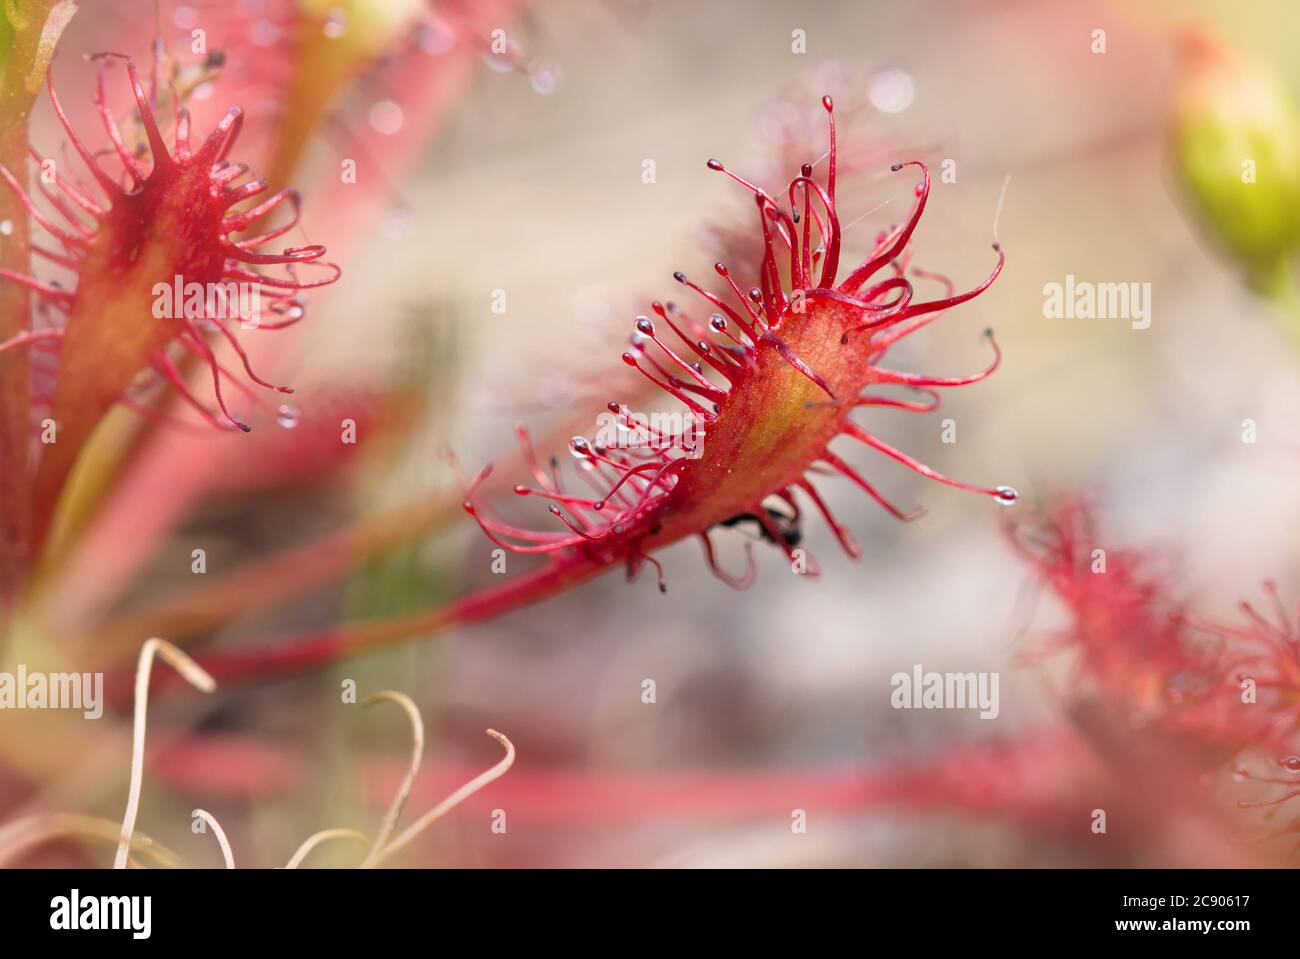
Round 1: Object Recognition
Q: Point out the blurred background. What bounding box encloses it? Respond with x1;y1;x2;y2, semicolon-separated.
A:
2;0;1299;867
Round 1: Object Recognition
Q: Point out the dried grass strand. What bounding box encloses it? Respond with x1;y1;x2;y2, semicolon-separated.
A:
367;729;514;867
114;638;216;869
192;808;235;868
284;828;370;869
358;691;424;868
0;812;183;868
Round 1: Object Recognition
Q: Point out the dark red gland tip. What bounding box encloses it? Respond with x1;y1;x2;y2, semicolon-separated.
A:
465;96;1015;591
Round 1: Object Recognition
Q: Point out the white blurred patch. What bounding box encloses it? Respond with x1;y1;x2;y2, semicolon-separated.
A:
869;69;915;114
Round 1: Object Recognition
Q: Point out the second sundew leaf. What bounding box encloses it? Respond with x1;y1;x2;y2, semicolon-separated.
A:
467;97;1017;592
0;58;340;553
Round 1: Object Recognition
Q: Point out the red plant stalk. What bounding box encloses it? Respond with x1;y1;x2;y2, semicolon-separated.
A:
194;96;1016;686
149;727;1103;833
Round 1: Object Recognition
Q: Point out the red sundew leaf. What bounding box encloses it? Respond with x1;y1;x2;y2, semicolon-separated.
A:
41;0;522;624
1005;499;1300;853
0;58;339;551
1003;499;1299;748
1003;496;1195;713
465;98;1016;594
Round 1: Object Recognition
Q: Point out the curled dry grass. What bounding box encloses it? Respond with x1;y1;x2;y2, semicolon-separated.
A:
0;638;514;868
